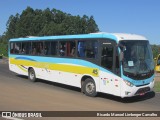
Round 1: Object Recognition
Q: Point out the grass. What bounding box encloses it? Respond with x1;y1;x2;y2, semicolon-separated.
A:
154;81;160;92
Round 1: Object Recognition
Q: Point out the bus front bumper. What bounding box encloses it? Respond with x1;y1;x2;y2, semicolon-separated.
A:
121;79;155;98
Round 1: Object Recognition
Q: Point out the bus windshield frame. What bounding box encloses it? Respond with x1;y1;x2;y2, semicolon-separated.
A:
119;40;154;80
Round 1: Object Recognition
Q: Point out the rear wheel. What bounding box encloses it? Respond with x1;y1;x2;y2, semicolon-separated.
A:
82;78;97;97
28;68;36;82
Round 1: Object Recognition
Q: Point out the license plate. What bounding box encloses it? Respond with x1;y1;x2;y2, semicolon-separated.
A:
139;93;145;96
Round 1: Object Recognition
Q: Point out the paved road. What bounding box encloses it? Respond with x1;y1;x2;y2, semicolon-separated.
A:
0;63;160;119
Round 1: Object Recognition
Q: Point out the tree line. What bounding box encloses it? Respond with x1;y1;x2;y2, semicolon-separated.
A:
0;7;99;56
151;45;160;59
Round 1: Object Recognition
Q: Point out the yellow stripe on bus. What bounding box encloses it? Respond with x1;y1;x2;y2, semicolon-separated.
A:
10;58;99;77
17;65;28;73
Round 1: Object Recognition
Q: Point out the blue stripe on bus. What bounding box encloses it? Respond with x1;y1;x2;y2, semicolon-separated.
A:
9;33;118;42
15;57;36;61
122;74;154;86
120;65;154;86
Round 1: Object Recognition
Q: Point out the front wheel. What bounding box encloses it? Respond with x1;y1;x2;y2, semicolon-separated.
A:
82;78;97;97
28;68;36;82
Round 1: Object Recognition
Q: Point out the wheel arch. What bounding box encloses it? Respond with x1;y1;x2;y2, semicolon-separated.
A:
81;75;96;91
28;67;33;72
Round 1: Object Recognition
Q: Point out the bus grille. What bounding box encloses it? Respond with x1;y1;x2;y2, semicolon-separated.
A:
135;87;150;95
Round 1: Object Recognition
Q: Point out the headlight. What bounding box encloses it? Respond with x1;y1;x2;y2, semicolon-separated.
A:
124;80;134;87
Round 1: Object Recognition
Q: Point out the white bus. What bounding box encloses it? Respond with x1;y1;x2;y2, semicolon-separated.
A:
9;33;155;98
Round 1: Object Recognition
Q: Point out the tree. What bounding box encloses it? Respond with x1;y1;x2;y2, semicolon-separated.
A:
16;7;35;37
1;7;100;56
87;16;99;33
4;7;99;38
151;44;160;58
6;13;19;39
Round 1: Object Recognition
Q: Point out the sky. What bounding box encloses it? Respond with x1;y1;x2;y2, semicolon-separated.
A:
0;0;160;44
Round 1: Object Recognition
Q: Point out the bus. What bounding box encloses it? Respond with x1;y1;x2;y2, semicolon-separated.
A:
9;33;155;98
155;54;160;72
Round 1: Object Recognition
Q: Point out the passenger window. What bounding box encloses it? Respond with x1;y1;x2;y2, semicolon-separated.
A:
59;41;66;56
10;42;14;54
21;42;31;55
51;41;58;55
44;41;58;56
77;40;98;59
66;41;76;57
10;42;21;54
101;45;113;70
44;41;50;55
32;41;44;55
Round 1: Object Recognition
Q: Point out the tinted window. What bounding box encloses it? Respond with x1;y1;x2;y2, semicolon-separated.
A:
59;41;66;56
32;41;44;55
44;41;58;56
51;41;58;55
66;41;76;57
21;42;31;55
10;42;21;54
77;40;98;59
101;44;113;70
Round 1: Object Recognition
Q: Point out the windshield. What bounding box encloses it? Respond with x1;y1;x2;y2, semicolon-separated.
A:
119;40;154;80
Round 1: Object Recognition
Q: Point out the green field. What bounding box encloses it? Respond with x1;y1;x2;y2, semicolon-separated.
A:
154;81;160;92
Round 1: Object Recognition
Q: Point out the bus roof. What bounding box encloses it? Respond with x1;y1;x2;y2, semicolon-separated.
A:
112;33;147;41
9;32;147;42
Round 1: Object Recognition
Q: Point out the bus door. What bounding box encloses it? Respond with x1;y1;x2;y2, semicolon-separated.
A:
99;41;121;96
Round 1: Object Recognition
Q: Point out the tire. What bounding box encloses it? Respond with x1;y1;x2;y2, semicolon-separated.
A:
28;68;36;82
82;78;97;97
